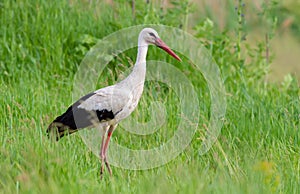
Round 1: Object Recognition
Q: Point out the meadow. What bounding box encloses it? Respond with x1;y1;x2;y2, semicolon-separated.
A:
0;0;299;193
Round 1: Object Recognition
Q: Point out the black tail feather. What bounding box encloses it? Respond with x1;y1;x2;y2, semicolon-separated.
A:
46;120;77;141
46;105;82;141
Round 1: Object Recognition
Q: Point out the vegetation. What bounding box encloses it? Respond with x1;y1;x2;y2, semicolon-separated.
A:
0;0;299;193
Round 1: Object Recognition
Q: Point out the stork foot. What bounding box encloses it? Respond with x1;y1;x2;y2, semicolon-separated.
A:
99;155;112;179
105;158;112;176
100;160;105;180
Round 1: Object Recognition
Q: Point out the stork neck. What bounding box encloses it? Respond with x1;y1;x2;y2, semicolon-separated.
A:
118;40;148;88
136;45;148;64
130;45;147;81
122;44;148;88
132;43;148;76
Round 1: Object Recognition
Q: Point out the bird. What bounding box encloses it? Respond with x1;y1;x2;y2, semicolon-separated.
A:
46;28;181;177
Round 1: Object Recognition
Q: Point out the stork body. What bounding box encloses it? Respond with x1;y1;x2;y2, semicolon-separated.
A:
47;28;181;177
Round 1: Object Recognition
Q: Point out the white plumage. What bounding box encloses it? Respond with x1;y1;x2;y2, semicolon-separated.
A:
47;28;181;177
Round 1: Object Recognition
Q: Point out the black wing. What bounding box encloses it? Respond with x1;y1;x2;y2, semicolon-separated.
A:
46;92;115;141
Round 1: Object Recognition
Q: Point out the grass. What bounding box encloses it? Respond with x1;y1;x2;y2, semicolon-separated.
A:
0;0;299;193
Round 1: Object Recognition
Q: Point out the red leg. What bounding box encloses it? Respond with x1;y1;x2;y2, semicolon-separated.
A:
103;124;117;176
99;126;108;178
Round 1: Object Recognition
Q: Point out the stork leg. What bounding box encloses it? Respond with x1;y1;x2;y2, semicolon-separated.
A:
99;126;109;178
102;124;117;176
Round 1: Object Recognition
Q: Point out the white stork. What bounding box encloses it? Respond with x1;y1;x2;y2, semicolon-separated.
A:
47;28;181;177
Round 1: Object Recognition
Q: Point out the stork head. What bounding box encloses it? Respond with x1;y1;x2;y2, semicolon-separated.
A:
139;28;181;61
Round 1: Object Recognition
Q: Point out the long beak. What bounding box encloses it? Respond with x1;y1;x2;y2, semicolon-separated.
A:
155;38;182;61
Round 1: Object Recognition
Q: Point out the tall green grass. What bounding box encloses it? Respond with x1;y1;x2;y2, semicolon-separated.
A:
0;0;299;193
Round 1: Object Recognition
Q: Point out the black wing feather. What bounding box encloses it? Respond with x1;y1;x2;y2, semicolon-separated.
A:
46;92;115;141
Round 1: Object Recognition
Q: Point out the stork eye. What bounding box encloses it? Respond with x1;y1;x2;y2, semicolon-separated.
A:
149;32;156;37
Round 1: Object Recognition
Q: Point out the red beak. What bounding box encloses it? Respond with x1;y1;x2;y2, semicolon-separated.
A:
155;38;182;61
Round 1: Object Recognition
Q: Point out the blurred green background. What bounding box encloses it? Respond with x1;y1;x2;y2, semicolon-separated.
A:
188;0;300;82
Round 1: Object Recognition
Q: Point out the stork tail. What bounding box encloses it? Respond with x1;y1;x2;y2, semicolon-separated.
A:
46;100;85;141
46;112;78;141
